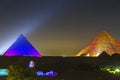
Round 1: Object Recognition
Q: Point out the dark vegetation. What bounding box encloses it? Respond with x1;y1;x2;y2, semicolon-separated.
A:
0;52;120;80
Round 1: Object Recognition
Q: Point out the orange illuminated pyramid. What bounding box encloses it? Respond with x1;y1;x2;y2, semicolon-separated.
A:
76;31;120;57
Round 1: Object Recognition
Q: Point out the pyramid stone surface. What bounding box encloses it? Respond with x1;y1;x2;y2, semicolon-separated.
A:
76;31;120;57
4;34;41;57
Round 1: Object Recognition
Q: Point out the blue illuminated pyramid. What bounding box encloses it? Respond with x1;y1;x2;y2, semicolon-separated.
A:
4;34;41;57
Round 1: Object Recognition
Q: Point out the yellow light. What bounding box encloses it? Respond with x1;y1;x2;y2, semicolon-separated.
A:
101;67;120;75
115;68;120;72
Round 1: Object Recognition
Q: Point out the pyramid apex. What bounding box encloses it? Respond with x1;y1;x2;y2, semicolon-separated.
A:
19;33;24;36
19;34;25;37
98;30;111;37
100;30;109;34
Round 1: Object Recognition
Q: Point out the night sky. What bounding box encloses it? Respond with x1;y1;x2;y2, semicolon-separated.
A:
0;0;120;56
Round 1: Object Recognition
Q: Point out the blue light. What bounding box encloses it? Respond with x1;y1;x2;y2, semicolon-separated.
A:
36;71;44;76
36;70;57;77
0;1;73;55
4;34;41;57
45;70;57;76
0;69;9;76
28;61;35;68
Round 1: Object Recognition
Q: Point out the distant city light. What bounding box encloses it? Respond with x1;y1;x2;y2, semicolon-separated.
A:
37;71;44;76
101;66;120;74
45;70;57;76
0;69;9;76
36;70;57;77
28;61;35;68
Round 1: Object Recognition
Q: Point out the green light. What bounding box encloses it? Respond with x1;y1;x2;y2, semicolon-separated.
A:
101;66;120;75
115;68;120;72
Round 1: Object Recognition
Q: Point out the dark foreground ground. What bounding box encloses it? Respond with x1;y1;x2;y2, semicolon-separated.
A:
0;53;120;80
